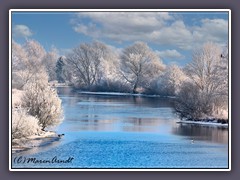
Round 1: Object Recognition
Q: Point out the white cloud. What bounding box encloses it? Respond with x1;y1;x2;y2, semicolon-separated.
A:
13;24;33;38
72;12;174;42
192;18;228;45
155;49;184;60
147;20;193;50
71;12;228;50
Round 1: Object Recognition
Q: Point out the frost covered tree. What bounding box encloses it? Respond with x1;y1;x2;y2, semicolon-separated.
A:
175;42;228;120
56;56;66;83
23;39;46;61
94;45;124;91
12;41;27;71
120;42;165;93
21;70;63;130
42;48;58;81
23;39;46;73
12;41;28;89
65;41;113;89
159;64;188;96
12;40;47;89
185;42;223;94
213;43;228;118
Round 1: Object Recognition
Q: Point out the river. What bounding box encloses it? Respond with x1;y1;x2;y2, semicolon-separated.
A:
12;87;228;169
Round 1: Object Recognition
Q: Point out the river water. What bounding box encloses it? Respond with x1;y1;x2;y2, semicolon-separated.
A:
12;87;228;169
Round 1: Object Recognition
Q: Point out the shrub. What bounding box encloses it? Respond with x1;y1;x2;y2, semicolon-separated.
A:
12;109;41;139
22;72;63;130
174;82;213;120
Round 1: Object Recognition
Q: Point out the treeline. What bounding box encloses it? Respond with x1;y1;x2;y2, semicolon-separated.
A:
56;41;185;96
12;40;228;126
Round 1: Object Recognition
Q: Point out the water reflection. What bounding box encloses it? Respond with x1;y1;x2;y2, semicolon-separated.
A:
57;87;228;144
57;87;174;108
172;124;228;144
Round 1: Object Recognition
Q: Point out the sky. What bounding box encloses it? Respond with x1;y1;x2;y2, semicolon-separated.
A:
11;10;229;66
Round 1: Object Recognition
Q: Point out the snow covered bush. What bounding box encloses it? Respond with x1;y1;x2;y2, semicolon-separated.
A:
174;82;213;120
12;109;41;139
21;71;63;130
148;64;188;96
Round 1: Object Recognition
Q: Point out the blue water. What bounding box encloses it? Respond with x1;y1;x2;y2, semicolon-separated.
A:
12;87;228;169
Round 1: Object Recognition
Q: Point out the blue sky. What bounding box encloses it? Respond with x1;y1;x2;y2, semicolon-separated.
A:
11;11;229;66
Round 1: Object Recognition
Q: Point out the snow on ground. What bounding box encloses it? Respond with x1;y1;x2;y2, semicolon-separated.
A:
12;131;62;154
77;91;175;98
177;120;228;128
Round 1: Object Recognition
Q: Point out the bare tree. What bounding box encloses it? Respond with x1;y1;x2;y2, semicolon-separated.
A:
186;42;222;94
175;42;228;120
65;41;111;89
120;41;165;93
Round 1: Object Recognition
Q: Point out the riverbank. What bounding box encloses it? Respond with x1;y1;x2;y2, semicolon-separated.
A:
177;120;228;128
77;91;176;98
12;131;63;154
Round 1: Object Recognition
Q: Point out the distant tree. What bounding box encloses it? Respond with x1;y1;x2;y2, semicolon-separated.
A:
42;49;58;81
120;42;165;93
159;64;188;96
65;41;112;89
56;56;66;83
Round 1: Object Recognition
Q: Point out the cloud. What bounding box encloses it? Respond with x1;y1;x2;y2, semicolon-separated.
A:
155;49;184;60
72;12;174;42
13;24;33;38
192;18;228;45
71;12;228;50
147;20;193;50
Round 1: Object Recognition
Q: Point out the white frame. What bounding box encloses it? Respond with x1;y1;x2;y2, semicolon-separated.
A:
9;9;231;171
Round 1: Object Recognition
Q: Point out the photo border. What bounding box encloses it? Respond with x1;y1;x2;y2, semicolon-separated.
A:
9;8;231;172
